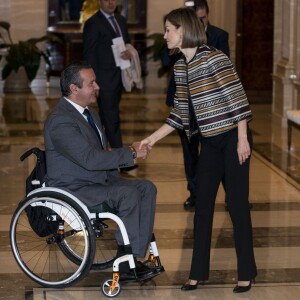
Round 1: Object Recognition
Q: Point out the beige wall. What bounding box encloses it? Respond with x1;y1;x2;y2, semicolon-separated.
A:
12;0;47;41
0;0;10;23
0;0;47;43
147;0;184;34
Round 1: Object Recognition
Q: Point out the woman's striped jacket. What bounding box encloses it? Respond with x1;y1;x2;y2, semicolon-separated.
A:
166;45;252;138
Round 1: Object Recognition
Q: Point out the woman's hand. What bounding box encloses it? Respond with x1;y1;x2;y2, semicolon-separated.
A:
237;120;250;165
139;137;155;152
131;142;149;159
139;124;175;153
237;136;251;165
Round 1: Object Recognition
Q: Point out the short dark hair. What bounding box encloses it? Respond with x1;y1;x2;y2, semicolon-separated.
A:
164;7;206;49
193;0;209;14
60;61;92;97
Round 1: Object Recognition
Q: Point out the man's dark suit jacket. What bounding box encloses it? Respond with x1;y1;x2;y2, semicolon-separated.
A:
83;10;130;92
162;23;230;107
44;98;134;207
206;24;230;58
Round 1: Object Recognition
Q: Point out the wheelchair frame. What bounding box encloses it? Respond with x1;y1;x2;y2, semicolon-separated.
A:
10;149;164;298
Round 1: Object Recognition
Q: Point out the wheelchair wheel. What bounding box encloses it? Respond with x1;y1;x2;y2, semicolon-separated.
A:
58;217;118;270
92;219;118;270
101;278;121;297
10;195;95;288
32;191;118;270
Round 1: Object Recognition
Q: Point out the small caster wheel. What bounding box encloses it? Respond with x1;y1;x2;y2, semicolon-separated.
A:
101;278;121;297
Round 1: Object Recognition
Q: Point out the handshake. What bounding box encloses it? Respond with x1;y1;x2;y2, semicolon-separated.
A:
130;139;153;160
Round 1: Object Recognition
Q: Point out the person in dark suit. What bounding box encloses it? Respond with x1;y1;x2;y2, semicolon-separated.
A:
197;1;230;57
83;0;130;151
44;62;157;280
161;0;230;208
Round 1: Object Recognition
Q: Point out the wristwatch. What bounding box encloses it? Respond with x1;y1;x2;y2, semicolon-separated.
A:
129;146;137;159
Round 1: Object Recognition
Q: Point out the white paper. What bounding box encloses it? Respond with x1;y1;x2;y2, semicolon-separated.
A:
111;37;131;70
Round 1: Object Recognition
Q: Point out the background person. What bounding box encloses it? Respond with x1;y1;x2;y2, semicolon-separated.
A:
83;0;132;159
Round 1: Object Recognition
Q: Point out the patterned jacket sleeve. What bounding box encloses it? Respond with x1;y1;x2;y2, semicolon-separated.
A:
165;97;184;130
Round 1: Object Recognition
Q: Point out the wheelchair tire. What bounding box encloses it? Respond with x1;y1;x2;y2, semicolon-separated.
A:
91;218;118;270
101;278;121;297
22;190;117;271
10;194;96;288
58;218;118;270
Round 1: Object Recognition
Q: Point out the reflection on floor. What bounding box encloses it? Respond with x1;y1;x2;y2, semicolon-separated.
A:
1;74;300;300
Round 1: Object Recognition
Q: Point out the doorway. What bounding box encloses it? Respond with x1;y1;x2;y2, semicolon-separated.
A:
235;0;274;103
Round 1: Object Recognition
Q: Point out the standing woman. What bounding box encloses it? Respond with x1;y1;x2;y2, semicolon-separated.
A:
140;7;257;293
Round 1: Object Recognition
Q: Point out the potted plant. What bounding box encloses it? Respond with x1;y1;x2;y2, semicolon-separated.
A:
0;21;60;92
145;33;169;77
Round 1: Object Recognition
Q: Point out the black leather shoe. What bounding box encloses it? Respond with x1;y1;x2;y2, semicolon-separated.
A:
142;260;165;273
183;194;196;208
181;280;200;291
135;261;158;273
120;261;157;282
233;280;254;293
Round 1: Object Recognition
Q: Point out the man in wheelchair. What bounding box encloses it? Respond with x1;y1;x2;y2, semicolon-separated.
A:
43;62;157;281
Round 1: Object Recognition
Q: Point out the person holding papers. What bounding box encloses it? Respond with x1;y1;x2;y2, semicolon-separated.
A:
83;0;133;163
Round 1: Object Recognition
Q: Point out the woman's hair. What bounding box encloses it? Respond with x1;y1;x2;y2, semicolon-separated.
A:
164;7;207;50
60;61;92;97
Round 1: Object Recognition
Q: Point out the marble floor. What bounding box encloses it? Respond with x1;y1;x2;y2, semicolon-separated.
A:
1;70;300;300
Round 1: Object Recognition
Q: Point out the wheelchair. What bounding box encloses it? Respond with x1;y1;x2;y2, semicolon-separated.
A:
10;148;164;297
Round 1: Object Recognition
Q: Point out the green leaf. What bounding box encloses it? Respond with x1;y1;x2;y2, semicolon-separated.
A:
145;33;166;62
0;21;64;82
0;21;10;32
2;64;13;80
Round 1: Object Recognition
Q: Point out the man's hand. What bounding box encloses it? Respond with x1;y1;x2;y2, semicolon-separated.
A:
131;142;149;159
120;50;131;60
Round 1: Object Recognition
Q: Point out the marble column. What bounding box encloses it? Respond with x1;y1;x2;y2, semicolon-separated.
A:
272;0;299;125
